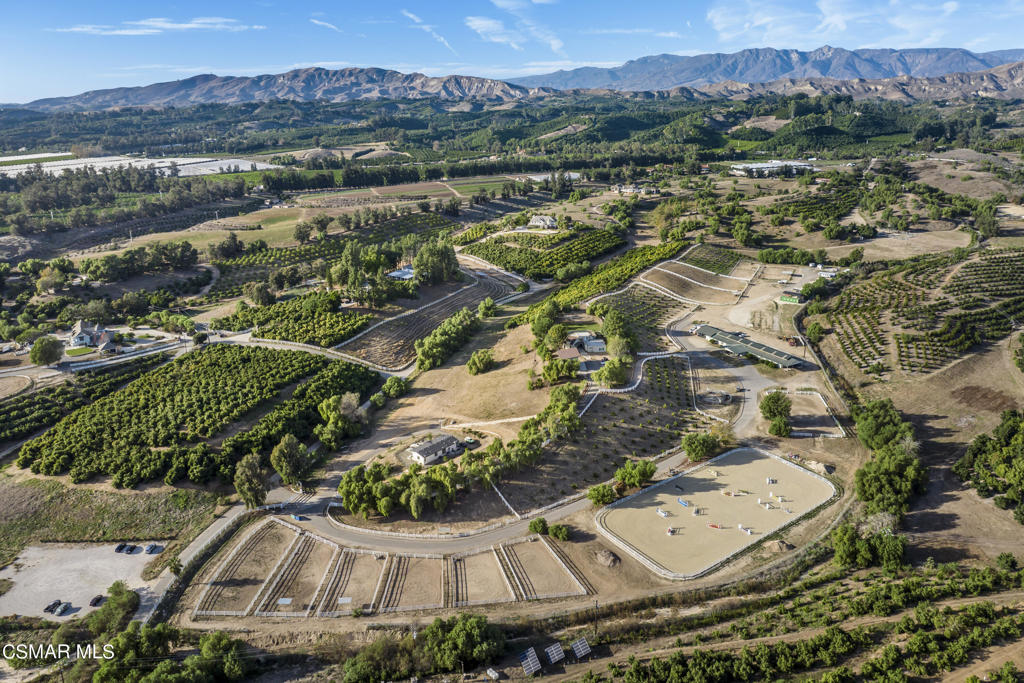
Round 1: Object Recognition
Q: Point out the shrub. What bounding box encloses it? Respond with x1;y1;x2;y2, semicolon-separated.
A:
587;484;616;506
528;517;549;535
549;524;570;541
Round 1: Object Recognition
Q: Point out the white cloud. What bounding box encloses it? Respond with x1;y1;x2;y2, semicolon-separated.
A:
706;0;965;49
401;9;458;55
490;0;565;54
465;17;524;50
310;18;342;33
53;16;265;35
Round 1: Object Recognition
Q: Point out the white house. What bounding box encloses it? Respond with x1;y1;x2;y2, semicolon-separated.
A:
407;434;462;466
70;320;113;348
386;265;416;281
527;215;557;229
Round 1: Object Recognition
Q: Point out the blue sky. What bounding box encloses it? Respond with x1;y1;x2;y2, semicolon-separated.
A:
2;0;1023;102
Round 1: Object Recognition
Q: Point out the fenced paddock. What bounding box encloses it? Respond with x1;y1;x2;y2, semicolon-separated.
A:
500;538;587;600
596;448;836;579
376;555;445;613
193;518;298;617
317;549;388;617
255;534;337;617
451;549;516;607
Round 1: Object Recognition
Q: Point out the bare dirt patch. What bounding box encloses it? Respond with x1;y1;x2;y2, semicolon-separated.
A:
0;375;30;399
259;536;335;614
950;385;1019;413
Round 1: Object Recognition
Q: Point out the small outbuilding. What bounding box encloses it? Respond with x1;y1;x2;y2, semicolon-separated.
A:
407;434;462;466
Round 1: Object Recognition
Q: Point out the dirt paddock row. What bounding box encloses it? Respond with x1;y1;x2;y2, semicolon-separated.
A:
598;448;836;578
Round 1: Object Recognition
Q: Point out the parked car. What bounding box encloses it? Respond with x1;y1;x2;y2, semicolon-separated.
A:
89;595;104;607
55;602;71;616
114;543;126;553
123;544;137;553
43;599;62;613
144;544;158;554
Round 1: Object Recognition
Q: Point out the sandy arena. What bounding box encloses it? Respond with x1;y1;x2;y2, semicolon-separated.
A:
597;448;836;578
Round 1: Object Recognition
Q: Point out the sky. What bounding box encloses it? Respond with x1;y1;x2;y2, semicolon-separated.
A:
2;0;1024;102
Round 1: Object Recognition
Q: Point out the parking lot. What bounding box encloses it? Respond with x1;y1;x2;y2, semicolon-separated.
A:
0;542;162;618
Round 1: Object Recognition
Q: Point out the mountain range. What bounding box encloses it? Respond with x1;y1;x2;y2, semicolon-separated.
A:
15;46;1024;112
510;45;1024;91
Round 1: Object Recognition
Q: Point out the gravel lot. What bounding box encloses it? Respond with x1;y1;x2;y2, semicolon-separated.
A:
0;542;162;618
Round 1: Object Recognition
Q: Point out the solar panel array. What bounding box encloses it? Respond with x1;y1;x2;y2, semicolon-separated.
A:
519;647;541;676
571;637;592;659
545;642;565;664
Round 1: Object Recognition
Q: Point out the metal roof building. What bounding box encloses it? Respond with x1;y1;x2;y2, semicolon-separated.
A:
691;324;802;368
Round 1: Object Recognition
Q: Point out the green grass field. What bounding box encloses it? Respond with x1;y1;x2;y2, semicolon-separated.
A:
0;476;219;568
65;347;95;357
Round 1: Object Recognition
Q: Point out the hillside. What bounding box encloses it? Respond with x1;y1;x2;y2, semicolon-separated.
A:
24;66;551;112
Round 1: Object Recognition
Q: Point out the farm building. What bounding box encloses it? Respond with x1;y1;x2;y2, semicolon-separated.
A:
728;161;815;177
69;320;113;348
528;215;557;229
407;435;462;466
386;265;416;281
690;324;801;368
780;291;804;304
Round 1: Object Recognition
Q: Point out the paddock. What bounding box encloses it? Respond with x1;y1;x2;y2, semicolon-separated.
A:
597;448;835;578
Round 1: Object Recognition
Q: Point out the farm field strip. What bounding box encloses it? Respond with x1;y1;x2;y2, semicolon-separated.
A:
451;550;516;607
376;556;445;613
317;549;388;617
640;268;742;305
336;273;510;369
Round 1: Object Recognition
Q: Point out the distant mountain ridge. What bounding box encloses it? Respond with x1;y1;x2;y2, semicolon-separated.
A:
16;47;1024;112
23;67;552;112
510;46;1024;91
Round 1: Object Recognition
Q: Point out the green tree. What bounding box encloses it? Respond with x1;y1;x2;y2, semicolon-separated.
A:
682;432;720;462
466;348;495;375
806;321;825;344
233;451;267;509
29;335;63;366
769;416;792;437
549;524;570;541
294;222;312;243
615;460;658;489
270;433;309;486
588;483;616;506
528;517;549;535
760;392;792;420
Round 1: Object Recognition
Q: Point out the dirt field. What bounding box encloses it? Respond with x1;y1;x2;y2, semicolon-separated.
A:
318;550;387;614
503;539;582;598
641;268;740;305
258;536;335;615
379;556;444;611
198;520;297;614
783;392;844;438
453;550;514;605
909;158;1014;198
599;448;836;578
819;228;971;261
0;375;30;400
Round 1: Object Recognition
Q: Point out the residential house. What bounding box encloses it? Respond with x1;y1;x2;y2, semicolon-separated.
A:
386;265;416;281
70;320;113;348
407;434;462;466
527;215;557;229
